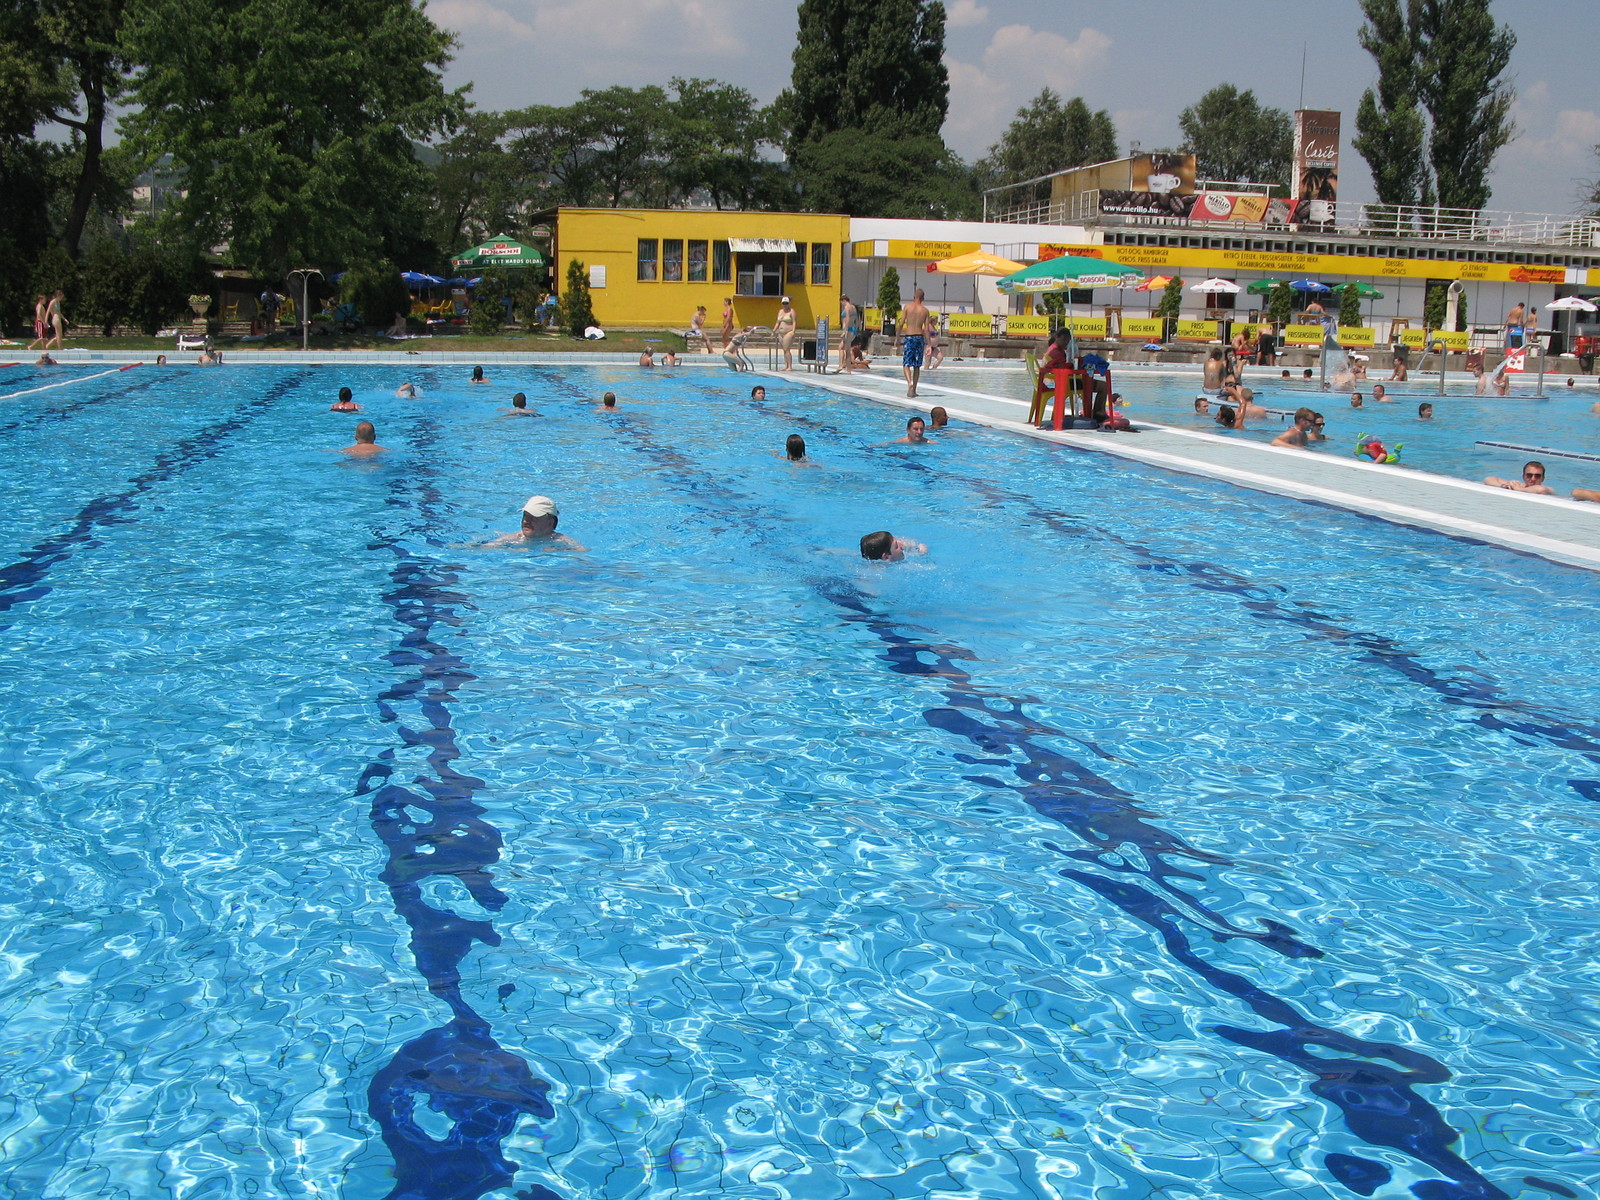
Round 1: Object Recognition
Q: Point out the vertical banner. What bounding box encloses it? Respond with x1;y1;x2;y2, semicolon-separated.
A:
1293;110;1340;232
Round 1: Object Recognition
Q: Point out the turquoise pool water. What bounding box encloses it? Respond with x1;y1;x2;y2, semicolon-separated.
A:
2;363;1598;1200
922;363;1600;489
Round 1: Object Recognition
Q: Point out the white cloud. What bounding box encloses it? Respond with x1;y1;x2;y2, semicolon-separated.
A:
431;0;536;44
946;0;989;28
523;0;745;55
942;24;1114;158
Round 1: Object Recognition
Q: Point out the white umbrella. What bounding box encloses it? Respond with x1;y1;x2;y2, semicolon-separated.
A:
1189;278;1241;293
1545;296;1598;312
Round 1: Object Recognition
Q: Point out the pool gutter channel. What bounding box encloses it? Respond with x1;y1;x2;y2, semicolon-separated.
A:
783;370;1600;574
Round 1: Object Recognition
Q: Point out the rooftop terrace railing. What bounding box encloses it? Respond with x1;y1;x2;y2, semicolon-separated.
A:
984;191;1600;249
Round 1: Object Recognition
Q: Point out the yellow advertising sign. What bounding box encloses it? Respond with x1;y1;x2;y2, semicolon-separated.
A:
1336;326;1376;347
862;307;882;328
1063;317;1109;337
849;240;984;261
1121;317;1164;340
947;313;995;336
1004;316;1051;337
1397;329;1471;351
1044;243;1571;285
1174;320;1218;341
1284;324;1328;345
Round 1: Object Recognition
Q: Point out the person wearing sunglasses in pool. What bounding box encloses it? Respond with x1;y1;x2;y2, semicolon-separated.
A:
1484;460;1554;495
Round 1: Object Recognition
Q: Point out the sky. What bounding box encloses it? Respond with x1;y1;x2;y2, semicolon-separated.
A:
427;0;1600;216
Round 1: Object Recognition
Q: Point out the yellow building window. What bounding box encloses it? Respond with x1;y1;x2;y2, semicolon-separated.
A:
786;246;807;286
663;238;683;282
712;241;732;284
637;239;658;282
811;243;832;285
688;240;708;282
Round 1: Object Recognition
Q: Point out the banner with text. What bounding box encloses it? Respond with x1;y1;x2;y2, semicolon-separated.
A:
1293;109;1340;232
1336;326;1376;348
947;314;995;336
1003;316;1051;337
1062;317;1108;337
1283;324;1328;346
1173;320;1219;341
1121;317;1165;341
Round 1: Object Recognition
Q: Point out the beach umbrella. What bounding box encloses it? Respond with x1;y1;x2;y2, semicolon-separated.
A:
1290;279;1331;292
925;250;1024;275
1348;281;1385;298
1135;275;1178;292
445;277;482;288
400;271;444;287
1546;296;1598;312
1189;278;1241;293
451;235;545;269
996;254;1143;294
1245;278;1285;295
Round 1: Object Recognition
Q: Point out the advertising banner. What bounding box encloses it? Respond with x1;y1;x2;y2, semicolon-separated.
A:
1121;317;1164;341
947;314;995;336
1173;320;1218;341
1003;316;1051;337
1397;329;1471;351
1129;153;1196;196
1336;326;1376;348
1293;110;1340;231
1062;317;1108;337
1188;194;1297;224
1284;324;1327;346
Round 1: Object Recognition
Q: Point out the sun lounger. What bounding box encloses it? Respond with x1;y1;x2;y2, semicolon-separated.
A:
176;333;209;352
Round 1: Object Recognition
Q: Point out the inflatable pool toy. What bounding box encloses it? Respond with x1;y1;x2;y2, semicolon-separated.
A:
1354;434;1401;463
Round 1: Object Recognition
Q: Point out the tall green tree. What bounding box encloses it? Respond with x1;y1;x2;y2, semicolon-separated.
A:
1352;0;1515;213
780;0;949;146
975;90;1117;195
1411;0;1515;210
1177;85;1292;185
664;78;786;210
788;130;977;218
122;0;465;276
1352;0;1431;210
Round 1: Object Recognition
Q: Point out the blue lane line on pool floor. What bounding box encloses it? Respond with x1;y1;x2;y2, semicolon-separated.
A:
0;369;166;436
737;384;1600;807
354;407;561;1200
0;370;312;632
530;367;1526;1200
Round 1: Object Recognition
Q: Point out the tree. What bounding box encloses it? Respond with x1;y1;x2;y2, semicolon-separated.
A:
1177;85;1292;185
1267;282;1293;326
1352;0;1431;211
122;0;465;276
430;110;520;251
1337;283;1363;328
877;266;902;322
1155;276;1183;320
975;90;1117;195
779;0;948;146
664;78;786;210
1352;0;1515;213
559;259;595;338
1411;0;1515;210
469;266;510;335
789;129;977;218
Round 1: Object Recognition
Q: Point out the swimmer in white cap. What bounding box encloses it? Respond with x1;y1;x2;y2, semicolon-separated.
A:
485;495;587;551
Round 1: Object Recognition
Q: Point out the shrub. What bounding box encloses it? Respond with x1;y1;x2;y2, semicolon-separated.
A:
469;267;510;336
560;259;596;338
1337;283;1363;328
1266;281;1294;326
1155;276;1183;320
876;266;902;323
341;260;410;328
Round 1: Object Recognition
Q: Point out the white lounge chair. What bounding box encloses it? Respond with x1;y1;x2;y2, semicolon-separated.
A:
176;333;209;352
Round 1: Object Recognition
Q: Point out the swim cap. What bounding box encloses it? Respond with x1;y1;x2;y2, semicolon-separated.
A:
522;495;558;518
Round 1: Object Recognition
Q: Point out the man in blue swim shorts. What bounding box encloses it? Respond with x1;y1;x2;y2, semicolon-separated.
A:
900;287;931;398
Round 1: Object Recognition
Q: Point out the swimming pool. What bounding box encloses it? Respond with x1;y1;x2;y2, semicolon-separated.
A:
920;362;1600;490
2;363;1598;1200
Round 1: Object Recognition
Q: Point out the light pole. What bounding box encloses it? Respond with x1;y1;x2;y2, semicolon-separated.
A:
288;268;322;351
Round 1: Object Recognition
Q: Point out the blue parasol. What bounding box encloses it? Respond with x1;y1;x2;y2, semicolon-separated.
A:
401;271;444;287
1289;279;1331;292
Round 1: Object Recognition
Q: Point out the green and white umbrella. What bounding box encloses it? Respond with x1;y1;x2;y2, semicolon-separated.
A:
996;254;1144;294
450;235;545;269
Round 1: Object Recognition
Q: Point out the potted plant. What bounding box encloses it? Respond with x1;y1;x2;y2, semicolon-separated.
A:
877;267;902;336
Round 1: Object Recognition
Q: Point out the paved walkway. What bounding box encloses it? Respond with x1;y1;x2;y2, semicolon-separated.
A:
788;367;1600;572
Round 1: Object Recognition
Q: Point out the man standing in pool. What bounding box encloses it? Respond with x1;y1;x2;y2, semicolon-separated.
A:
341;421;385;456
900;288;931;398
1372;383;1392;402
486;495;587;551
1271;407;1318;448
500;393;539;416
1484;461;1554;494
886;416;930;446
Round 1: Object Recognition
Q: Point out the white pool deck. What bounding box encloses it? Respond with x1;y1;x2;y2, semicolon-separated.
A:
790;366;1600;573
18;347;1600;572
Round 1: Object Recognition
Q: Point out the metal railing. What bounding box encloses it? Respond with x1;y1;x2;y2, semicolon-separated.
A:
985;191;1600;249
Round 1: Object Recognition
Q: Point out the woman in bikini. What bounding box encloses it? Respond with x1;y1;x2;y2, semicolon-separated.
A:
774;296;797;370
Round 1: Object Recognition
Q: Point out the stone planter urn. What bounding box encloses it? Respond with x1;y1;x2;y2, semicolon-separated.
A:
187;294;211;320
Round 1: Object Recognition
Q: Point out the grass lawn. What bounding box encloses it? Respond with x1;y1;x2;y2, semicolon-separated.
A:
10;328;692;355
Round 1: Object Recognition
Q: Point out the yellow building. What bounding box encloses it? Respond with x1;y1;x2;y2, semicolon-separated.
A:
545;208;851;330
